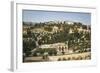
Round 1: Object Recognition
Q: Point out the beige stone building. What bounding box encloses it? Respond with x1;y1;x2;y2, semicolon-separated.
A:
39;43;73;55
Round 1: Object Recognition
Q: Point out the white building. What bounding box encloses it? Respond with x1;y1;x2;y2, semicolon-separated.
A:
39;43;73;55
52;26;59;33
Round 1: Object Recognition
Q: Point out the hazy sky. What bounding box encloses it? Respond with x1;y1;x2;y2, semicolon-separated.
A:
22;10;91;25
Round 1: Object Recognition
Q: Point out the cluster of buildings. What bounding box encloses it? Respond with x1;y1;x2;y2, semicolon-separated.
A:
45;20;74;25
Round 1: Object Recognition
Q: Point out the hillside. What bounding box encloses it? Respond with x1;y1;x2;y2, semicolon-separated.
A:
23;21;91;62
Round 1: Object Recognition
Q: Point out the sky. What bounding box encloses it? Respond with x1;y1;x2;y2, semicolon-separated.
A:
22;10;91;25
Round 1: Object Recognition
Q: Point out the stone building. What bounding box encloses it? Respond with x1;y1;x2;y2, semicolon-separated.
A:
39;43;73;55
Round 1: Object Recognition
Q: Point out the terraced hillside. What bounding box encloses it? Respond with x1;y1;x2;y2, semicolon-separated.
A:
23;21;91;62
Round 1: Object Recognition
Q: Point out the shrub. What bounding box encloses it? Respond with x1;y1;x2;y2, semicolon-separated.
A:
72;57;76;60
63;57;67;61
67;57;71;60
62;52;65;55
78;56;83;60
58;58;61;61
